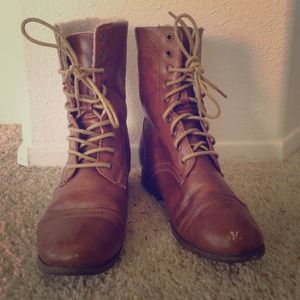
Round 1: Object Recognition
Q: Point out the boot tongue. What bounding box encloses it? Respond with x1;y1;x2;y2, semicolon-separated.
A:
173;27;206;148
67;32;101;164
67;33;93;69
67;33;98;128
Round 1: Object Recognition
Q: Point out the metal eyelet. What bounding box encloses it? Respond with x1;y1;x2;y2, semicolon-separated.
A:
99;32;105;41
163;96;169;103
166;115;172;123
165;49;173;58
99;49;105;60
176;144;182;151
164;81;170;89
166;65;173;72
165;33;174;41
171;130;177;137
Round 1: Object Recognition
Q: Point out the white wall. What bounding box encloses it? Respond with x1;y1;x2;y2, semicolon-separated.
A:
0;0;26;124
11;0;300;165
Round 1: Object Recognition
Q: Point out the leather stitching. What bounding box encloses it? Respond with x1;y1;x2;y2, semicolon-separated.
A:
40;207;125;224
39;214;125;233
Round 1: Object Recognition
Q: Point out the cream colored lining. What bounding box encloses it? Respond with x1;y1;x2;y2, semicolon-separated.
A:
56;17;126;36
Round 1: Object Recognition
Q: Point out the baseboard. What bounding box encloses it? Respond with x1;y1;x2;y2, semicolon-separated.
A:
282;125;300;159
18;130;300;167
18;144;135;167
17;142;29;166
214;140;283;161
18;144;67;167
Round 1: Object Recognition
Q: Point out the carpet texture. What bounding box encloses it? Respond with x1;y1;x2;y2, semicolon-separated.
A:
0;124;299;300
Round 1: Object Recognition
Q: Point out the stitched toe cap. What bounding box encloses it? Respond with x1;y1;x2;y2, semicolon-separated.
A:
177;200;264;259
37;215;123;269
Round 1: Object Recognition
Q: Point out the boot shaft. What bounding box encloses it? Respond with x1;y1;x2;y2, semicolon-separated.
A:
135;26;201;120
56;18;128;101
55;18;130;186
135;14;226;175
21;18;130;187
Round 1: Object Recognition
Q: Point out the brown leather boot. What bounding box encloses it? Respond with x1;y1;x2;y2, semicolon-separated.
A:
136;12;265;262
21;17;130;275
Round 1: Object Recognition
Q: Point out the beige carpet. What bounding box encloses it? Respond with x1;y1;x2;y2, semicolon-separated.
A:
0;124;299;300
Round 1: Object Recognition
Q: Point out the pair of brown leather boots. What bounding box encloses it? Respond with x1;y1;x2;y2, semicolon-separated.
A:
21;12;264;275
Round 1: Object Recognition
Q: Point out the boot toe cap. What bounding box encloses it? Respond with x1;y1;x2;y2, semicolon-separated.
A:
37;215;123;270
177;201;264;261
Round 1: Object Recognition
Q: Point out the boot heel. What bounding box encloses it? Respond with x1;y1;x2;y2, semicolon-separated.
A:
141;168;163;202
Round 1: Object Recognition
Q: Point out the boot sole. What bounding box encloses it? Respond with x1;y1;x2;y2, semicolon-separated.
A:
37;248;121;275
141;168;265;263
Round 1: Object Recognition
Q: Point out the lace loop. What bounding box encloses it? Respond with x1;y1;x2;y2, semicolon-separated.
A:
165;12;227;162
21;17;119;169
21;17;119;129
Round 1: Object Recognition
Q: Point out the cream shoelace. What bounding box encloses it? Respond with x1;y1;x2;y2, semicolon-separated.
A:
21;18;119;169
163;12;227;163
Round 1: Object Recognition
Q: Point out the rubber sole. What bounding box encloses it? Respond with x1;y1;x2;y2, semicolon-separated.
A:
141;168;265;263
37;249;121;275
